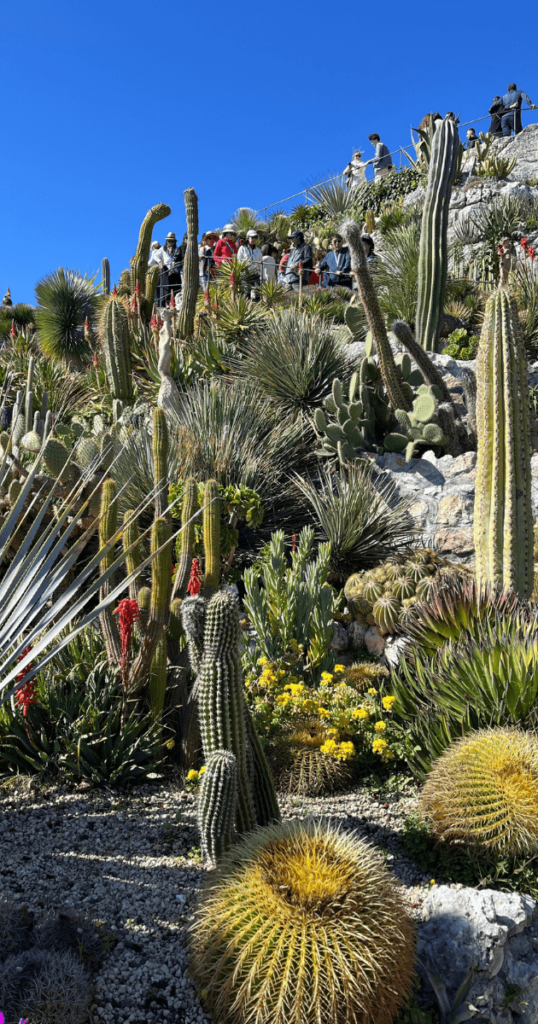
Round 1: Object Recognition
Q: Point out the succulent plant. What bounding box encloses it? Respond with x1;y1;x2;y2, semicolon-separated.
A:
421;727;538;856
344;549;468;635
0;948;92;1024
99;294;134;402
177;188;199;339
189;819;415;1024
267;722;354;796
198;749;238;868
384;386;448;461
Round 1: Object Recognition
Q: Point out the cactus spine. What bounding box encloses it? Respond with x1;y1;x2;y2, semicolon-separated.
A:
198;750;238;867
203;479;221;593
341;220;411;412
474;289;533;598
100;295;134;401
177;188;199;339
101;257;110;296
416;117;460;351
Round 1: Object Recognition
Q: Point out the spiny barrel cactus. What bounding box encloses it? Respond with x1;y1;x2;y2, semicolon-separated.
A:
198;749;238;868
474;289;533;598
100;295;134;402
416;116;460;351
268;722;354;797
189;819;415;1024
421;727;538;855
177;188;199;339
344;549;467;634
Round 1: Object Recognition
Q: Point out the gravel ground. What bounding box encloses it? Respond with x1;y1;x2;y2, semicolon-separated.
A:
0;777;434;1024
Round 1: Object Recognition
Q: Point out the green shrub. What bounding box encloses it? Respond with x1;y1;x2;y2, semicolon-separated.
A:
442;327;479;359
353;167;422;216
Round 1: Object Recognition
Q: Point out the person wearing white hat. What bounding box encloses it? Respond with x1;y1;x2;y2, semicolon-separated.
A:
237;229;262;297
213;225;237;266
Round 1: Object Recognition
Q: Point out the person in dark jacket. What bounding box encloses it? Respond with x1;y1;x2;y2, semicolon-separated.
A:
488;97;504;137
367;133;393;178
465;128;479;149
501;83;536;136
284;231;313;290
163;231;183;302
316;234;352;287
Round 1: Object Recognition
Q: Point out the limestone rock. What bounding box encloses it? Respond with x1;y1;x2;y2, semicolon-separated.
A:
363;625;385;657
330;621;348;652
348;621;367;650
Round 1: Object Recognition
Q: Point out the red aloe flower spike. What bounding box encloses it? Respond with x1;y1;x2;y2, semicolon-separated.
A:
292;533;297;553
131;295;137;311
230;271;235;288
298;260;303;271
529;245;536;262
150;314;158;329
10;320;17;338
497;244;504;257
187;557;202;596
93;353;99;366
135;282;141;295
521;237;528;250
169;290;175;309
113;599;140;689
14;646;38;717
112;284;117;296
204;287;211;306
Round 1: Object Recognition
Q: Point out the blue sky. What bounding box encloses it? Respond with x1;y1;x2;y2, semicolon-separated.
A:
1;0;537;304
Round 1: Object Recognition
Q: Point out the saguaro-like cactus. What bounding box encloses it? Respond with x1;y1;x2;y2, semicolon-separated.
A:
203;479;221;593
152;406;169;519
416;117;460;352
102;257;110;296
474;289;533;598
131;202;171;314
341;220;411;412
173;476;198;598
198;749;238;867
100;295;134;402
177;188;199;339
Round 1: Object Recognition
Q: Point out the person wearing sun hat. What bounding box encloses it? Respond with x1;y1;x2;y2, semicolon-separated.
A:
213;224;237;265
199;231;218;287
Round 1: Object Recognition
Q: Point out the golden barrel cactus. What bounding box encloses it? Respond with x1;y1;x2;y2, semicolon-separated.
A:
189;819;415;1024
421;727;538;856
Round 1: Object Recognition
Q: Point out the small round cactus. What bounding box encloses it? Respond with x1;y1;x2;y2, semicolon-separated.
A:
421;727;538;856
189;819;415;1024
373;592;401;634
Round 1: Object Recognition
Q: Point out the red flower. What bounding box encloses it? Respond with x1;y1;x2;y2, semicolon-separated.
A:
113;599;140;661
230;271;235;288
169;290;175;309
135;282;141;295
10;320;17;339
529;246;536;262
298;261;303;271
150;314;158;330
204;287;211;306
14;646;37;717
157;315;163;329
112;284;117;296
93;353;99;366
131;295;137;311
292;533;297;553
521;237;528;250
187;558;202;596
497;244;504;257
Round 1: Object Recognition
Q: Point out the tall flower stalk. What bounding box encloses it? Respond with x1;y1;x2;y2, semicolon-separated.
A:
113;598;140;729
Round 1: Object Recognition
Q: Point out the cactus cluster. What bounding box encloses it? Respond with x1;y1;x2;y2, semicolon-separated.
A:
344;549;466;634
384;385;448;460
20;407;122;482
268;721;354;796
189;819;415;1024
474;289;533;599
198;749;238;868
421;727;538;856
10;358;52;454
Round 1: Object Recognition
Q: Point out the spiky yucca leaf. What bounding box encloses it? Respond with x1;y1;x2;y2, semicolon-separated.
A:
189;819;415;1024
421;728;538;855
307;175;354;218
35;268;101;364
230;206;266;236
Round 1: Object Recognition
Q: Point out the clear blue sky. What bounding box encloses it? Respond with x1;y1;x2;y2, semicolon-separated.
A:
2;0;536;304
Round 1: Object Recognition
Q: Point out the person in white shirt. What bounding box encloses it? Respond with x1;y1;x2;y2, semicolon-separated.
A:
260;244;277;283
343;151;368;189
237;229;263;296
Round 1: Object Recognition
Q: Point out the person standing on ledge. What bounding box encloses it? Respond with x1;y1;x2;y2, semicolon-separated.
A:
367;133;393;179
501;83;536;137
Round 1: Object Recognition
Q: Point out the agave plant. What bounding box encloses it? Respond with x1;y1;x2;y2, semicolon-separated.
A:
295;462;416;582
233;308;349;418
230;207;266;237
216;255;259;293
454;194;526;247
307;175;354;219
35;269;101;365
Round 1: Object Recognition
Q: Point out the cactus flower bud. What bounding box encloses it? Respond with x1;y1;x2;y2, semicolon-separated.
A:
521;237;528;250
112;284;117;296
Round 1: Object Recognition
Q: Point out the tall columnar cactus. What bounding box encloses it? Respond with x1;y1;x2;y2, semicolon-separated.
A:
173;476;198;597
177;188;199;339
152;406;169;519
341;220;411;412
100;295;134;402
98;478;122;665
474;289;533;598
416;117;460;351
203;479;221;593
198;750;238;868
101;257;110;296
130;202;171;316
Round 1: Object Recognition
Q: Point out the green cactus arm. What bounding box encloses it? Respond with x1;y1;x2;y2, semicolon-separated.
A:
391;320;454;404
149;636;168;724
130;202;171;297
173;476;199;598
99;295;133;402
127;516;173;694
123;509;141;600
102;257;110;296
177;188;200;340
145;264;161;312
98;478;121;665
341;220;412;412
198;750;238;868
244;707;281;826
152;407;169;519
416;117;460;351
169;598;184;642
203;479;221;594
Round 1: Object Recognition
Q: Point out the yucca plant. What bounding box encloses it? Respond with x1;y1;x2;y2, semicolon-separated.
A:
295;462;416;581
233;308;349;419
230;206;265;237
35;269;101;365
259;278;288;308
189;819;415;1024
421;727;538;856
308;175;354;218
212;290;269;343
216;255;259;294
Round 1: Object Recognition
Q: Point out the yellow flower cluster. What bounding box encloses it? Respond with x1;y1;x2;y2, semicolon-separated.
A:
352;707;370;720
368;688;377;696
320;739;356;761
374;720;387;733
321;671;334;684
382;695;396;711
371;737;394;762
187;766;206;784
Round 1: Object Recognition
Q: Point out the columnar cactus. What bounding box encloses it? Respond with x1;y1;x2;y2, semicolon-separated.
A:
100;295;134;402
177;188;199;339
198;750;238;868
98;478;122;665
173;476;198;597
341;220;411;412
203;479;221;593
416;117;460;351
474;289;533;598
152;407;169;518
102;257;110;296
130;202;171;316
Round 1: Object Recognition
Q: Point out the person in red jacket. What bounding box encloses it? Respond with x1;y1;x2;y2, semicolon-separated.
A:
213;225;237;264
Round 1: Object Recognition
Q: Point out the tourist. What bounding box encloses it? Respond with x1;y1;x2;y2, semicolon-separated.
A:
213;225;237;265
278;250;289;283
200;232;217;288
260;244;277;283
237;230;263;281
283;231;313;290
163;231;183;301
362;234;378;269
465;128;479;150
148;241;165;268
500;83;536;137
367;134;393;179
316;234;352;287
488;97;504;137
343;151;368;190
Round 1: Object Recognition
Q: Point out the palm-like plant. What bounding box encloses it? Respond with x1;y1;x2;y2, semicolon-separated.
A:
308;176;354;219
295;462;416;581
35;269;101;365
266;210;290;243
233;308;349;418
230;207;265;236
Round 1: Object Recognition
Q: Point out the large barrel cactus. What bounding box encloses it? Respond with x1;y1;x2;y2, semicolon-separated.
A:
474;289;533;598
416;117;460;351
